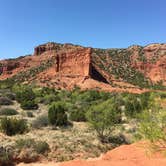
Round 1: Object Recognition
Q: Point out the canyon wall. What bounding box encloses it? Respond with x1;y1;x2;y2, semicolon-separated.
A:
131;44;166;84
0;42;165;90
34;43;92;77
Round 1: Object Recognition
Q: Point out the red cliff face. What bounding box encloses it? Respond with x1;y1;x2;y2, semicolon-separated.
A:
54;48;91;77
34;42;62;56
34;42;92;77
0;43;93;86
130;44;166;85
0;42;165;92
0;61;19;75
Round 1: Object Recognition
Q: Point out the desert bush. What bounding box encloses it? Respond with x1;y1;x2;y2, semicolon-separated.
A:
0;108;18;116
137;107;166;142
108;134;131;145
99;91;112;100
21;100;38;110
48;102;68;126
15;138;35;149
0;78;14;89
31;113;49;128
26;111;34;117
69;109;87;122
0;97;13;105
14;86;38;110
15;138;49;155
159;92;166;99
34;141;50;154
0;117;28;136
123;93;152;118
86;99;121;142
136;103;166;153
16;148;38;163
15;86;36;103
0;146;14;166
124;95;140;117
5;92;16;100
71;90;106;103
80;90;101;102
34;87;57;97
42;94;60;105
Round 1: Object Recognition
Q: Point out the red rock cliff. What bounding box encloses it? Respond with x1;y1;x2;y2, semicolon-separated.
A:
34;42;92;77
0;42;165;91
130;44;166;84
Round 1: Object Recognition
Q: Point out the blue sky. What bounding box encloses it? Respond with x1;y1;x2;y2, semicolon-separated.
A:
0;0;165;59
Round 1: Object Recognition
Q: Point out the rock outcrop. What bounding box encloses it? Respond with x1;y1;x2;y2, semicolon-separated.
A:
34;42;61;56
0;42;165;92
0;61;19;75
131;44;166;84
34;42;92;77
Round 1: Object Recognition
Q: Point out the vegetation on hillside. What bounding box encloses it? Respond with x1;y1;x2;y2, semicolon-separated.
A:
92;48;166;90
0;81;165;164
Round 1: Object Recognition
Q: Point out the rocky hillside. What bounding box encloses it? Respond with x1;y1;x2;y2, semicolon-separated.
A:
0;42;165;92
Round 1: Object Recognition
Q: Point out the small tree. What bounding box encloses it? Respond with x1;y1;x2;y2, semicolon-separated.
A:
48;102;68;126
86;99;121;142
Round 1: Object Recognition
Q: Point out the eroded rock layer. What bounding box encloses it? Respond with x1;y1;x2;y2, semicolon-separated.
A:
0;42;165;92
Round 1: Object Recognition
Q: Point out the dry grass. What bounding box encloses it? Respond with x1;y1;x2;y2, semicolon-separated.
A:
0;122;112;162
0;102;112;162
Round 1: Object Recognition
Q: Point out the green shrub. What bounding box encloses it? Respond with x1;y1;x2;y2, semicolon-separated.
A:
14;86;38;110
42;94;60;105
159;92;166;99
34;141;50;154
15;138;49;155
69;109;87;122
26;111;34;117
137;107;166;143
86;99;121;142
123;93;152;118
15;86;36;103
0;146;14;166
0;117;28;136
0;97;13;105
21;100;38;110
134;106;166;153
80;90;101;102
5;92;16;100
48;102;68;126
34;87;57;98
15;138;35;149
0;108;18;116
71;90;104;103
31;114;49;129
124;96;142;118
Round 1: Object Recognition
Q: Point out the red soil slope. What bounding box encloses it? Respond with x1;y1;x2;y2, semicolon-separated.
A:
18;142;166;166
